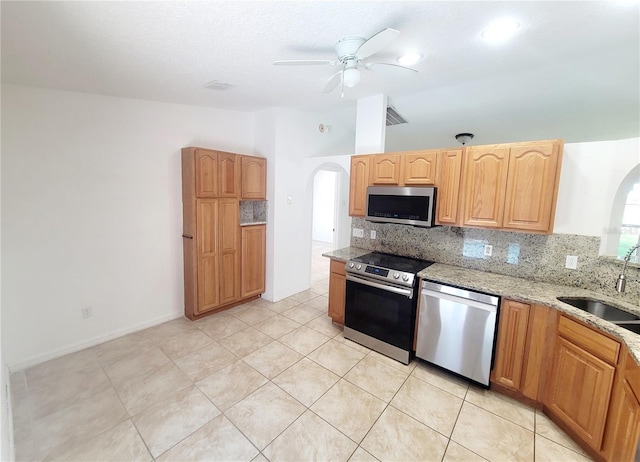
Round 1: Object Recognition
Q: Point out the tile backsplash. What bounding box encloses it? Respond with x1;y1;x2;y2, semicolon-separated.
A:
240;200;267;224
350;218;640;303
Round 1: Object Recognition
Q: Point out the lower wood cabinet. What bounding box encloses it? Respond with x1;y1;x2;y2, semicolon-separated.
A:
328;259;346;324
603;350;640;461
241;225;266;298
491;301;555;403
492;299;531;391
489;298;640;461
544;316;620;452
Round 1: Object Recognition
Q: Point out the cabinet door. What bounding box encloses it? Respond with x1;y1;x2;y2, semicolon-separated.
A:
545;336;615;450
503;142;561;233
402;150;438;185
603;351;640;462
218;152;239;197
370;154;401;185
195;149;218;198
196;199;219;313
241;156;266;199
241;225;266;297
492;299;530;390
461;146;510;228
218;199;240;306
349;155;370;217
328;259;346;324
521;305;554;401
435;149;463;225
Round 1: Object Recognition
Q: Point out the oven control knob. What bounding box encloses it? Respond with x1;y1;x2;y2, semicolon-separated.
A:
356;264;362;270
349;262;355;268
393;272;400;279
402;274;410;282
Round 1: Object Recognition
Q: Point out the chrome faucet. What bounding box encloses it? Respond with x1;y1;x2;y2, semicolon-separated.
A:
616;243;640;293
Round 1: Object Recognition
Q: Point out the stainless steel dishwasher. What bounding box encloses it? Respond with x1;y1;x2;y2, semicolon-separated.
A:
416;281;499;386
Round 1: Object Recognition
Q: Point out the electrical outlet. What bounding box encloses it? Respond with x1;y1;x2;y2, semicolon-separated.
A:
352;228;364;238
484;244;493;257
370;230;377;239
81;306;93;319
565;255;578;269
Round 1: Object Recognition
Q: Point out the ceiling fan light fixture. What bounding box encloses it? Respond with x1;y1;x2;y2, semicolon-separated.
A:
481;17;520;43
343;68;361;88
397;52;423;66
455;133;475;145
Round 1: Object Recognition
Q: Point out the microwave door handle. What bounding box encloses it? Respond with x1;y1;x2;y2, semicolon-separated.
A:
346;273;413;299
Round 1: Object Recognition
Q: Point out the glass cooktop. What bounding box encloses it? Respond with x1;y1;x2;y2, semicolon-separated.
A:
350;252;434;274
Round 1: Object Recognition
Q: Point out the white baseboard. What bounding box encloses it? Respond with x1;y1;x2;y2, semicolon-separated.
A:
8;311;184;372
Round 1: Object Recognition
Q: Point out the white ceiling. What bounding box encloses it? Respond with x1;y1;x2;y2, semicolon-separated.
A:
2;1;639;150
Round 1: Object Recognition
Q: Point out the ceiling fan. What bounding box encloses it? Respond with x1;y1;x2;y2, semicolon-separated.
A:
273;28;418;95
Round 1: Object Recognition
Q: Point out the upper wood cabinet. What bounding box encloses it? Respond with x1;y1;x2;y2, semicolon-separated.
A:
544;316;620;451
349;155;370;217
402;150;438;185
218;152;240;197
461;145;510;229
195;148;218;198
435;149;463;225
370;153;401;185
502;142;562;233
241;156;267;199
460;140;563;233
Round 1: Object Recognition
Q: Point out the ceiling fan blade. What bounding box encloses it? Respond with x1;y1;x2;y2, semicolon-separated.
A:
323;70;343;94
366;62;419;74
273;60;333;66
356;28;400;59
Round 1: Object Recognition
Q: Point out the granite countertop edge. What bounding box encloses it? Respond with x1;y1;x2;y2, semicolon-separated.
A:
323;247;640;366
239;221;267;226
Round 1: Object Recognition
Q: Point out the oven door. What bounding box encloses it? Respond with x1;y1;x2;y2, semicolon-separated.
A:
344;273;416;352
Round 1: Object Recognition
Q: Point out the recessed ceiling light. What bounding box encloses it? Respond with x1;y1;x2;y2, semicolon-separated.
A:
481;18;520;43
397;52;423;66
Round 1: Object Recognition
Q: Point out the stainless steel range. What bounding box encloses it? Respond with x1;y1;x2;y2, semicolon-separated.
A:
344;252;434;364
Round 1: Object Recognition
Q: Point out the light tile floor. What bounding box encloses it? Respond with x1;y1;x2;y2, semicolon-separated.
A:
10;241;594;461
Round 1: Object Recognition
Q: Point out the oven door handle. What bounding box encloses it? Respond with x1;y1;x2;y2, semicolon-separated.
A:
346;273;413;299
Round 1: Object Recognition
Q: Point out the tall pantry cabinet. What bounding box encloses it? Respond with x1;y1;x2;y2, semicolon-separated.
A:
182;147;266;320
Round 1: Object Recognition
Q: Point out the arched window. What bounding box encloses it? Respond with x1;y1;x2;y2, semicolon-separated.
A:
619;182;640;262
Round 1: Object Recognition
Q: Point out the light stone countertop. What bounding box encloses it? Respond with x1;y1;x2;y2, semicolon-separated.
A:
322;247;371;262
239;221;267;226
323;247;640;366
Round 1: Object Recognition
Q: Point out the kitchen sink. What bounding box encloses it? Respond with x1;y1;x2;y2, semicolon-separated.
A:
557;297;640;334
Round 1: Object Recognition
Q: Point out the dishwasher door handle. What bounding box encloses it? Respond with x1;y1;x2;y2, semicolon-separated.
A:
421;289;498;312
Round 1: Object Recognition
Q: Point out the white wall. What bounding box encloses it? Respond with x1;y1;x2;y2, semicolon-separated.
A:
0;94;10;461
305;159;352;249
254;107;355;302
554;137;640;237
1;84;255;369
253;108;277;302
312;170;336;243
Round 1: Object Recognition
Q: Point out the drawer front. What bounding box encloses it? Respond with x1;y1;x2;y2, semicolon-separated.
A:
558;315;620;365
330;259;346;276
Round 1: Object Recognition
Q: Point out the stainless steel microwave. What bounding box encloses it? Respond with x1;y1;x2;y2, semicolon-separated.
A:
365;186;437;227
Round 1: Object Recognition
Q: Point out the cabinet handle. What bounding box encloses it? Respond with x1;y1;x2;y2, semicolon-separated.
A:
182;234;193;239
